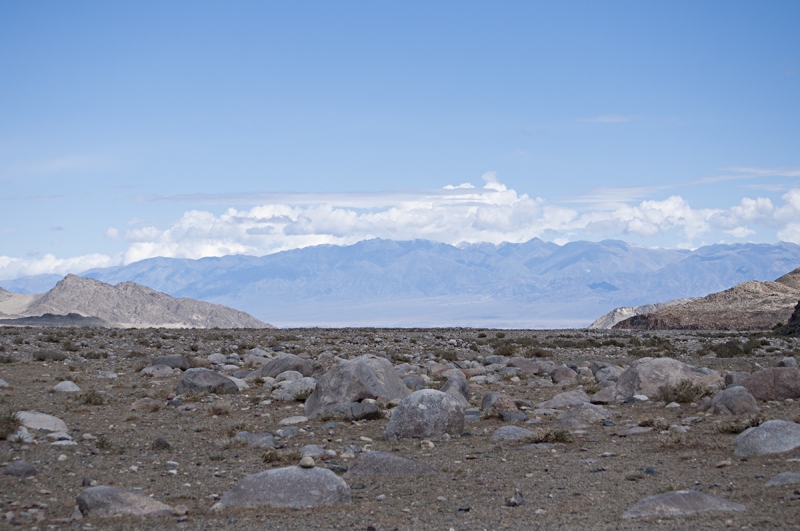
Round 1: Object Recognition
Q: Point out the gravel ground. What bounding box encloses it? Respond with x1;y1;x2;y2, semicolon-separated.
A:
1;326;799;530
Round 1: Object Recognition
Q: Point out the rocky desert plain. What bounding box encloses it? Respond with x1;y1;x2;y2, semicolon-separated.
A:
1;324;800;531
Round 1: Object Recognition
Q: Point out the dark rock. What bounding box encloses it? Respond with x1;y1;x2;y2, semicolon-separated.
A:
345;451;439;477
483;355;509;366
214;466;351;509
5;460;37;477
500;411;527;423
151;437;171;451
741;367;800;400
176;368;239;395
386;389;465;440
352;390;377;402
776;357;798;368
149;355;190;371
344;401;383;422
77;486;175;517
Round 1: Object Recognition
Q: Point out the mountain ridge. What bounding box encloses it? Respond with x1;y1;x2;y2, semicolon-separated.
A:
3;238;800;327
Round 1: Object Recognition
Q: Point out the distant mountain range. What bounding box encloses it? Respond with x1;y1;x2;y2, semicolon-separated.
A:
2;238;800;328
0;275;270;328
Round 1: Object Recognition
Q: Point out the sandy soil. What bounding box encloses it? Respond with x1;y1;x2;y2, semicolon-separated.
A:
1;327;799;530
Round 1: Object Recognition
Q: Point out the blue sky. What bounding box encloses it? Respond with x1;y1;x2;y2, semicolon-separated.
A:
1;1;799;279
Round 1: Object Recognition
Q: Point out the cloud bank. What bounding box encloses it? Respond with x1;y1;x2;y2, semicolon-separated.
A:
4;173;800;280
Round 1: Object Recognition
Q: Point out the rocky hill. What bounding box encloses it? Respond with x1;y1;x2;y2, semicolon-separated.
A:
2;275;271;328
612;267;800;331
589;298;697;329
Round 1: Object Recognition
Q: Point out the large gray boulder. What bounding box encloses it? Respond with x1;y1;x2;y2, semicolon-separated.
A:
491;426;536;441
439;376;470;407
272;377;317;401
258;354;319;379
17;411;68;433
77;486;175;517
385;389;464;440
304;355;410;417
214;466;350;509
741;367;800;401
615;358;721;399
176;368;239;395
345;451;439;477
623;490;745;518
556;402;610;429
733;420;800;456
709;386;759;415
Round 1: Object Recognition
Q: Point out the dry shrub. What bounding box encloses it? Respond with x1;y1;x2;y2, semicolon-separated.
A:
0;411;21;439
80;390;105;406
33;350;67;362
209;402;232;416
658;380;710;403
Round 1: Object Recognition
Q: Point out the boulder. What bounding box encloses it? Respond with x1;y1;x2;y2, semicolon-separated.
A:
556;402;610;429
53;381;81;393
536;390;590;409
709;386;759;415
550;366;578;384
16;411;68;433
590;386;618;404
491;426;536;441
275;370;304;382
507;358;540;375
214;466;350;509
304;355;410;417
77;486;174;517
140;365;175;378
176;368;239;395
741;367;800;401
149;355;190;370
403;375;425;391
440;376;470;407
623;490;745;518
765;471;800;486
775;357;798;368
386;389;465;440
272;377;317;401
733;420;800;456
594;365;624;383
615;358;721;399
207;353;227;364
258;354;319;379
480;392;518;414
345;451;439;477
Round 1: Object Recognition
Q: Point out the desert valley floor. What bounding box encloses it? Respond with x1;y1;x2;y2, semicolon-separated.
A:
1;326;799;530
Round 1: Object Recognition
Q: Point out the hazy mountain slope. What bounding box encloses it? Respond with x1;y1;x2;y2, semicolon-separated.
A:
22;275;271;328
613;267;800;331
67;238;800;327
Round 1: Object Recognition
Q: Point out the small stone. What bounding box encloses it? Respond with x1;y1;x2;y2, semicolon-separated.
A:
665;402;680;408
765;471;800;486
53;381;81;393
715;459;732;468
5;461;37;477
299;456;315;468
57;454;67;462
505;489;525;507
151;437;171;451
278;415;308;425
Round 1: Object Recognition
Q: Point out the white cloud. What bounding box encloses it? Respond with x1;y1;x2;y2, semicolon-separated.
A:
7;176;800;279
104;227;120;240
0;253;120;281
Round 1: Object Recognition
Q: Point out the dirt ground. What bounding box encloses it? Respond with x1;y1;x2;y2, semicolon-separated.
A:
1;326;799;530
